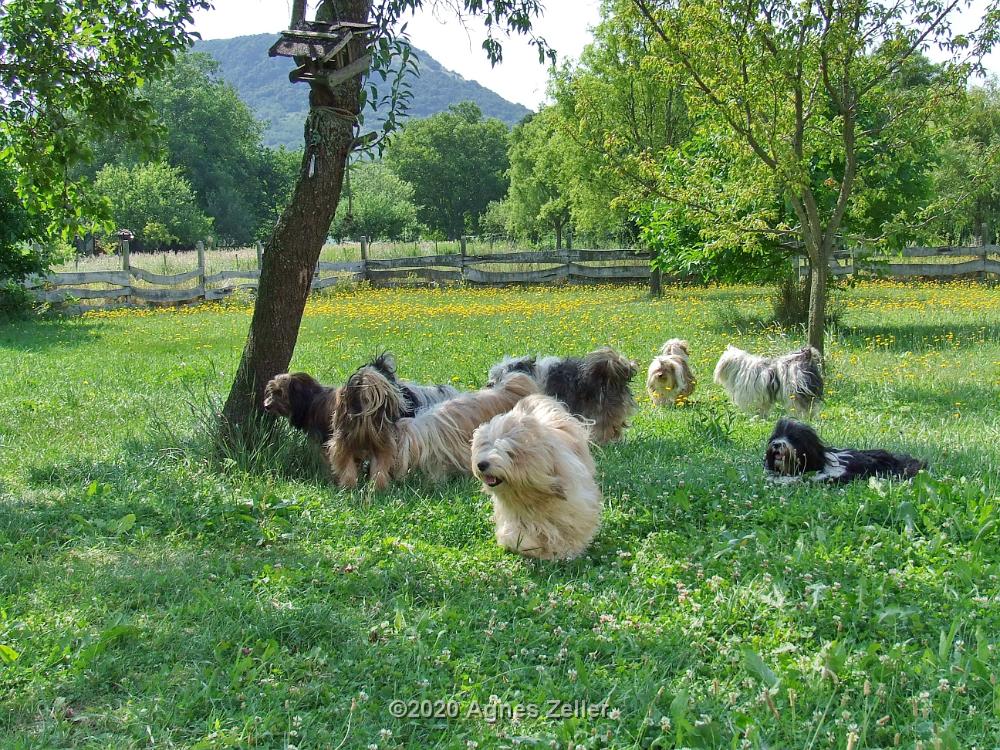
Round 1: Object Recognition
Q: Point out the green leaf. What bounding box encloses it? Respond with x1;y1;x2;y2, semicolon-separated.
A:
743;648;779;688
113;513;136;534
0;643;20;664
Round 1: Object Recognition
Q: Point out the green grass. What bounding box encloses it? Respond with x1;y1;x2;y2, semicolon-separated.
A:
1;281;999;749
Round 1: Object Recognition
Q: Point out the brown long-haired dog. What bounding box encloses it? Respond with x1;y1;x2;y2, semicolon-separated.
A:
646;339;696;406
263;373;338;443
326;353;458;490
391;372;539;482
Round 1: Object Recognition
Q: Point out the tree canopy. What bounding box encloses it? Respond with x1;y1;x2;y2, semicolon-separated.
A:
617;0;991;348
505;109;574;248
386;102;510;238
331;161;420;241
85;53;301;246
94;163;213;250
0;0;210;235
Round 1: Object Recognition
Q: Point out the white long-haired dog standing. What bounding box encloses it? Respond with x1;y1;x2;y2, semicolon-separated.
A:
472;394;603;561
646;338;696;406
391;372;539;482
713;345;823;417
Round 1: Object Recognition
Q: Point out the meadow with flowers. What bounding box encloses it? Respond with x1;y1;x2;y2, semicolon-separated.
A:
1;280;999;749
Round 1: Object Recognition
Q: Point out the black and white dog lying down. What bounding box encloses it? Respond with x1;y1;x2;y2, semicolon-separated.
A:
765;418;926;483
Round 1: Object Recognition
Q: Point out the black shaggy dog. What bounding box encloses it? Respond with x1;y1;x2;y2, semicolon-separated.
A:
263;372;338;443
487;347;639;444
765;418;926;483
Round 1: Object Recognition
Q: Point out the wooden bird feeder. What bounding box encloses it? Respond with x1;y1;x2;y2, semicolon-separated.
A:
268;2;375;89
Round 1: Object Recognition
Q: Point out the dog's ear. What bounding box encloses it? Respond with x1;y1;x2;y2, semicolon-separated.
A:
287;375;315;428
375;352;397;376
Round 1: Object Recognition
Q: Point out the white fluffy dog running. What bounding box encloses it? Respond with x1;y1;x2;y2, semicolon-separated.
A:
646;338;696;406
713;344;823;417
471;394;603;561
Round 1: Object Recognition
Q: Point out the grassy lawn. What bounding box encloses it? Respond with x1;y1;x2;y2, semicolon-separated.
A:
1;281;999;749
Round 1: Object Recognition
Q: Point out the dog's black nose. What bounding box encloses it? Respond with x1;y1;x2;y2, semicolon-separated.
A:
477;460;490;471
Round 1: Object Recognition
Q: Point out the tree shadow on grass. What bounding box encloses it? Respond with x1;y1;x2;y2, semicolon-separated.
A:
836;321;1000;352
0;317;104;352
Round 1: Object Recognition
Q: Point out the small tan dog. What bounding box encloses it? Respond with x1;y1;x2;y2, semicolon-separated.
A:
391;372;538;482
472;394;602;561
646;339;696;406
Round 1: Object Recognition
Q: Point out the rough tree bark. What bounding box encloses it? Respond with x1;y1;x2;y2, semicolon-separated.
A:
220;0;373;440
806;248;828;351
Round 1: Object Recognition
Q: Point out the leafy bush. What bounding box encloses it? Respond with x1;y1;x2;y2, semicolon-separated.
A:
640;200;792;284
94;162;212;250
772;272;845;329
0;279;38;317
0;166;44;280
330;161;419;241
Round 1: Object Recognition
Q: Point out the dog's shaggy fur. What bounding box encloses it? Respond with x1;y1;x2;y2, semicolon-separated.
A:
392;372;539;482
765;417;926;483
646;338;696;406
263;372;337;443
326;353;458;490
472;394;602;560
713;344;823;417
486;346;638;444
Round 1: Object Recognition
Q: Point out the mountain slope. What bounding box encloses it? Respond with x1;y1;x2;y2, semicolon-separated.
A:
194;34;532;149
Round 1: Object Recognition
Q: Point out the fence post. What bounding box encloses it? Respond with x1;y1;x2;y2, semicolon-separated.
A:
460;235;467;282
120;237;131;306
650;266;662;298
256;241;263;270
360;235;369;282
196;240;206;300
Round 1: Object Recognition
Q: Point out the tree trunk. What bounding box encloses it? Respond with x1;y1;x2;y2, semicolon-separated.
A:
807;249;828;353
650;265;662;297
555;222;563;250
220;0;372;442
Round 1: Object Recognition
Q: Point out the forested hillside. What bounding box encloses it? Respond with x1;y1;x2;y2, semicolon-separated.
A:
195;34;532;149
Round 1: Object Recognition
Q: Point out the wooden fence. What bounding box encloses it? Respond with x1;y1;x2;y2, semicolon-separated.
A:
24;239;1000;313
25;238;653;312
798;244;1000;279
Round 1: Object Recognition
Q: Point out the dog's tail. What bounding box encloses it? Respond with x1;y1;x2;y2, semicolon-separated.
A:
582;347;638;386
781;346;824;413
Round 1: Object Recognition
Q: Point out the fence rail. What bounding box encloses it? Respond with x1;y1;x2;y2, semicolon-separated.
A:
27;237;656;312
799;244;1000;279
25;239;1000;313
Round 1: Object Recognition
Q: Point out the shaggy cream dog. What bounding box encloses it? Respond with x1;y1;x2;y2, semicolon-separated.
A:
472;394;603;560
713;344;823;417
646;338;696;406
391;372;538;482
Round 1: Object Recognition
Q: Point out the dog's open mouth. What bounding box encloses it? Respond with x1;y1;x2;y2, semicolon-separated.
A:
482;474;503;487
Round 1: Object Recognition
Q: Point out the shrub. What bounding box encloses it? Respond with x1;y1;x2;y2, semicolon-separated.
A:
330;162;419;241
94;162;212;250
772;272;844;329
0;166;44;281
